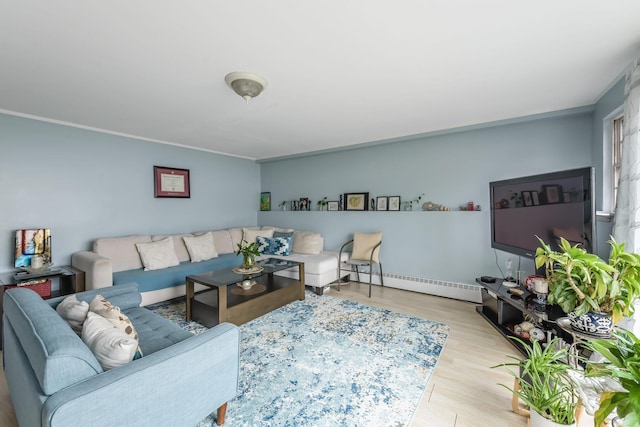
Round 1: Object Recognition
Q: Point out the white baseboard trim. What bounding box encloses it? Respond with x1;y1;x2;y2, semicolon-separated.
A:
348;271;482;304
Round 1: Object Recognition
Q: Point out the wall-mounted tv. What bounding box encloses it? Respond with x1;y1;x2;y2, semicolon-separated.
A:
490;167;595;259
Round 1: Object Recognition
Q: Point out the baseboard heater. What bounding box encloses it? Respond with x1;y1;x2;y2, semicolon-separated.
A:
342;271;483;304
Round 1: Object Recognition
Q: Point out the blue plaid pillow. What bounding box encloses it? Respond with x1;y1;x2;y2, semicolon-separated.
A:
256;236;291;256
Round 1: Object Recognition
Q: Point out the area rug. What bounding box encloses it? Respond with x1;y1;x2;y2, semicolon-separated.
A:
147;291;449;426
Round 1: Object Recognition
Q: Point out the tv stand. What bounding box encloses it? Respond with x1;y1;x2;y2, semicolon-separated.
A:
475;277;565;355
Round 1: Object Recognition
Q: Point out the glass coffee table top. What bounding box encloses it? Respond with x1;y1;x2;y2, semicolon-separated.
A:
187;258;302;287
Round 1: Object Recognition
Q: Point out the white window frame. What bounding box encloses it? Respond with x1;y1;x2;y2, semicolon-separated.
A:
602;106;624;215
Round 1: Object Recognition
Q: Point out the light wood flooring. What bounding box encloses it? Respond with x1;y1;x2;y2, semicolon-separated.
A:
0;283;531;426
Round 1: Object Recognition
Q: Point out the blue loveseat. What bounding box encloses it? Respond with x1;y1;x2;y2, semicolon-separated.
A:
3;283;240;426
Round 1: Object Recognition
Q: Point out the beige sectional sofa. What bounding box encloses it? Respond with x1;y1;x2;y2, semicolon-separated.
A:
72;226;345;305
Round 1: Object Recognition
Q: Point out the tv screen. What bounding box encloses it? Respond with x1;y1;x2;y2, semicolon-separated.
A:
490;167;595;258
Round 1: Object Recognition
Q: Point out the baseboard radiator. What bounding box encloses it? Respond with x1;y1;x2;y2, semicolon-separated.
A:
342;271;483;304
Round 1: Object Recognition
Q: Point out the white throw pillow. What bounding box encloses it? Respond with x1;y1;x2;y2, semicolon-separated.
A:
89;295;143;356
183;232;219;262
152;234;193;263
56;294;89;335
292;231;324;255
242;227;274;244
82;312;138;370
135;237;180;271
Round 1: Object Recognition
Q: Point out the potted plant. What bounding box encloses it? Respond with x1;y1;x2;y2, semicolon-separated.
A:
403;193;424;211
586;328;640;427
535;237;640;335
236;239;260;268
494;337;578;426
317;196;328;211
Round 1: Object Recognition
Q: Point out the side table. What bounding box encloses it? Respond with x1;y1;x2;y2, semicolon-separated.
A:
0;265;85;349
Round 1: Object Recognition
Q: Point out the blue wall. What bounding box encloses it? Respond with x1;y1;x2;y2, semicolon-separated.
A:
259;111;594;284
0;114;260;273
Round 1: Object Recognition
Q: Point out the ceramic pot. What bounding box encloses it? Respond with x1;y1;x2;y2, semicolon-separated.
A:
568;310;613;336
242;254;255;269
530;410;576;427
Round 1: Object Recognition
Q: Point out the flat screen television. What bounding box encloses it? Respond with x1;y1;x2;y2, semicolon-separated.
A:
490;167;595;259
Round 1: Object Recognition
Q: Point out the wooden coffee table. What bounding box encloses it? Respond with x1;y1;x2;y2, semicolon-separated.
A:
186;258;305;327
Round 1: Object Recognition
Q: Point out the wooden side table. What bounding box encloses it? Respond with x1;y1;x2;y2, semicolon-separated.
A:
0;265;85;349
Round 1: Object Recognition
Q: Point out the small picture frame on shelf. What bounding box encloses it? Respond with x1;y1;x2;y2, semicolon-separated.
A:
299;197;310;211
531;191;540;206
260;192;271;211
542;185;563;204
521;191;532;207
388;196;401;211
327;201;339;211
344;192;369;211
376;196;388;211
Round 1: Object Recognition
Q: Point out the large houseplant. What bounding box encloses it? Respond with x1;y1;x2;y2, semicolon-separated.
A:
586;328;640;427
535;237;640;332
494;337;577;426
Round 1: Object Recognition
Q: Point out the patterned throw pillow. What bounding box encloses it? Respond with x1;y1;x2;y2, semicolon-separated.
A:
135;237;180;271
82;312;138;370
256;236;292;256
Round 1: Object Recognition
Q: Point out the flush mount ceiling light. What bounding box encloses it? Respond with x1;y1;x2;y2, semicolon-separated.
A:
225;71;268;103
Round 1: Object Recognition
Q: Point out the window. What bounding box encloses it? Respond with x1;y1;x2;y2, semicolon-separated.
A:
612;114;624;210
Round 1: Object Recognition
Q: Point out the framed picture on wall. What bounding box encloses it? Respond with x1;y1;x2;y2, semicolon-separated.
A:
521;191;532;207
388;196;401;211
344;192;369;211
531;191;540;206
260;192;271;211
376;196;388;211
542;185;563;204
154;166;190;198
327;201;339;211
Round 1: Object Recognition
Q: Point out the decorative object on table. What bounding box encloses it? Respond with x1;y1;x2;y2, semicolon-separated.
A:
235;239;261;270
344;192;369;211
153;166;190;198
586;328;640;427
278;201;288;211
404;193;423;211
475;204;482;211
327;201;339;211
316;196;328;211
231;283;267;296
467;201;475;211
532;276;549;305
376;196;388;211
239;279;257;290
493;337;578;426
14;228;51;268
299;197;310;211
260;192;271;211
535;237;640;336
388;196;400;211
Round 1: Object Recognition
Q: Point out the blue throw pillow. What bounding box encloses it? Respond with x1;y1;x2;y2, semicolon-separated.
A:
256;236;292;256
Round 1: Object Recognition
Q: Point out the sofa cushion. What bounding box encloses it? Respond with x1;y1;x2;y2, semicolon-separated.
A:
89;295;141;344
152;234;193;263
94;235;151;272
183;232;218;262
211;230;234;254
228;228;245;249
124;307;192;355
56;294;89;335
136;237;180;271
242;227;273;244
257;236;292;256
292;231;324;255
352;231;382;263
3;288;103;395
82;312;138;370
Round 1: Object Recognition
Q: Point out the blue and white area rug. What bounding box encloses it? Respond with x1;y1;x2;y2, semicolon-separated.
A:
148;291;449;426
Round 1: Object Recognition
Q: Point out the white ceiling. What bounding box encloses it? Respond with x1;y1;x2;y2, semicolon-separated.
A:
2;1;640;161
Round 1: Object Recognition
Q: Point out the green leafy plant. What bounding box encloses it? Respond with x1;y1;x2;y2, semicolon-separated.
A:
316;197;328;210
586;329;640;427
404;193;424;210
493;337;577;425
535;237;640;324
236;239;260;267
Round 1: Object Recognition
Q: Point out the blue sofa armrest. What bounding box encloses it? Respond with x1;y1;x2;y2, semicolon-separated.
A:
41;322;240;427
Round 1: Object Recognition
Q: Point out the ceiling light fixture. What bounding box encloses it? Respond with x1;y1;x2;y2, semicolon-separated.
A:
225;71;268;103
